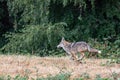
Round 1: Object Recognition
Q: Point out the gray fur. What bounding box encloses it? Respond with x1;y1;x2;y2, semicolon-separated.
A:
57;37;101;61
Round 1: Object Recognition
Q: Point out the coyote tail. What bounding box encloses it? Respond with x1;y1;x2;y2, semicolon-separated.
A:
87;45;101;53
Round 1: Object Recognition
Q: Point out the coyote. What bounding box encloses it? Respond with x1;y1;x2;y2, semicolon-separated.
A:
57;37;101;61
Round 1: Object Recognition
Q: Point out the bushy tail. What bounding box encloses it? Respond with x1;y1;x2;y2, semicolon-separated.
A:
87;45;101;53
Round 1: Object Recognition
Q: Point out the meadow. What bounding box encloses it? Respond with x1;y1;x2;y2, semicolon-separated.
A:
0;0;120;79
0;55;119;80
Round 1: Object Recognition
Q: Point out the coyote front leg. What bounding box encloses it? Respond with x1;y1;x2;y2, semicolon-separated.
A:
70;52;77;61
70;55;74;60
77;52;85;61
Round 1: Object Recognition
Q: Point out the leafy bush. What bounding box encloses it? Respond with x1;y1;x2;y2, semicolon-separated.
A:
1;22;66;56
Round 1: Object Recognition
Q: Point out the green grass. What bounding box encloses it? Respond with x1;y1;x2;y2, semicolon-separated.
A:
0;73;118;80
0;75;28;80
36;73;71;80
0;73;70;80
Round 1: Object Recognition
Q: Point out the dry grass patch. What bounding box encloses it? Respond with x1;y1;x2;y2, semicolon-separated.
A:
0;55;120;80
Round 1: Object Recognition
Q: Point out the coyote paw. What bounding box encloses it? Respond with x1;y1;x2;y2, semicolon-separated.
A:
70;57;74;60
77;58;82;61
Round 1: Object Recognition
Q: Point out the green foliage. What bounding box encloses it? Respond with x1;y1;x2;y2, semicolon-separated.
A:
0;0;10;35
37;73;70;80
0;73;71;80
80;73;90;79
14;75;28;80
0;75;28;80
0;73;70;80
0;73;119;80
0;0;120;58
74;78;84;80
7;0;50;30
2;23;66;55
0;76;4;80
95;75;109;80
95;73;120;80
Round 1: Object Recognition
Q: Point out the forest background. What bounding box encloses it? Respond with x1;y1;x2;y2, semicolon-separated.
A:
0;0;120;61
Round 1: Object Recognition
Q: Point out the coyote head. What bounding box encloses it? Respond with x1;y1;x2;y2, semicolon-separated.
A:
57;37;65;48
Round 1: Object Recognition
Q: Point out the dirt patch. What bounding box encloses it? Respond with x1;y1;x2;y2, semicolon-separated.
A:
0;55;120;79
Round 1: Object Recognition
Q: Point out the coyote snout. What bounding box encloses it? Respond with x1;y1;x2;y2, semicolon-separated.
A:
57;45;60;48
57;43;63;48
57;37;101;62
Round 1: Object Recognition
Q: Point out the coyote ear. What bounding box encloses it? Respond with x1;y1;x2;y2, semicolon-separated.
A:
62;37;65;41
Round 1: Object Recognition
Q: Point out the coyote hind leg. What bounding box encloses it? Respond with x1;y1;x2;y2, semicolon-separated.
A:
88;52;92;58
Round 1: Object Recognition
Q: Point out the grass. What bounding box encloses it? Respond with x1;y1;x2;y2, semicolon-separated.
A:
0;55;120;80
36;73;71;80
0;73;70;80
0;75;28;80
0;73;118;80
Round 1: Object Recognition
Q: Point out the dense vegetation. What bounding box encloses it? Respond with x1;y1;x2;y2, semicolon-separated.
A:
0;0;120;58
